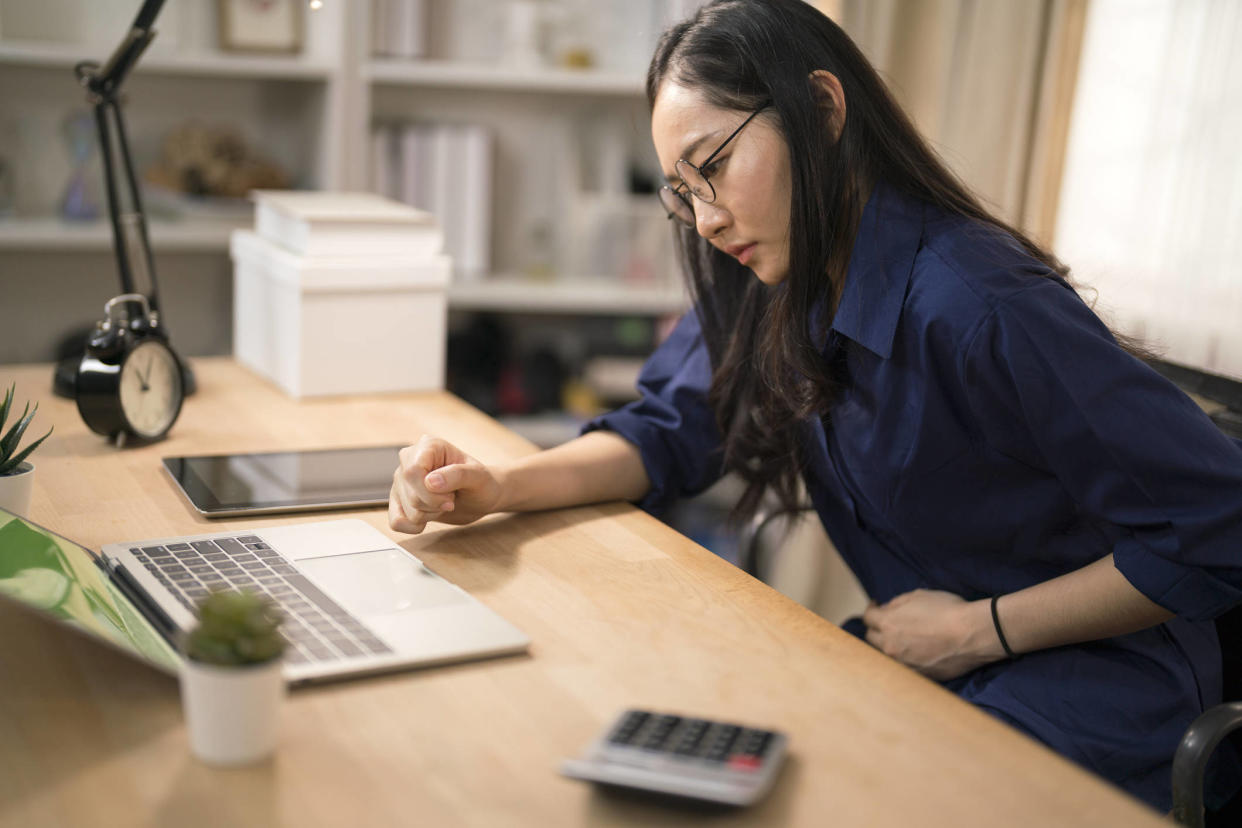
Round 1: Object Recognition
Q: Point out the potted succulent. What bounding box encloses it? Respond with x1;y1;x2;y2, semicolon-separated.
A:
0;383;53;519
179;589;287;765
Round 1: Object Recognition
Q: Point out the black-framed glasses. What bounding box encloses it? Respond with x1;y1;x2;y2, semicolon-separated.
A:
658;101;771;228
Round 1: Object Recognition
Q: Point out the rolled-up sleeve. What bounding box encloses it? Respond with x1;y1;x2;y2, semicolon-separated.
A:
962;279;1242;620
581;310;724;516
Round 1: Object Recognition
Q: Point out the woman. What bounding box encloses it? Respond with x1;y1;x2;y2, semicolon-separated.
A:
389;0;1242;811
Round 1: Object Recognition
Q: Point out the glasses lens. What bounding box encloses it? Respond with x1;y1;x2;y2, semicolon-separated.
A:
658;186;695;227
675;159;715;203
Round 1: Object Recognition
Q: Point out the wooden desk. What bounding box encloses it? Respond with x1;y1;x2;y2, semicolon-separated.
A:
0;359;1165;827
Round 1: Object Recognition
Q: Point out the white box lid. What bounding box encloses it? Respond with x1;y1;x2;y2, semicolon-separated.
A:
230;230;450;293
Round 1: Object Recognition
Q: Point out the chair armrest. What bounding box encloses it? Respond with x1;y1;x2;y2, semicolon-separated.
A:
737;505;815;578
1172;702;1242;827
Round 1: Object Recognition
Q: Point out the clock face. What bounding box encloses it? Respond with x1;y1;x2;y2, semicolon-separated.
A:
118;340;184;439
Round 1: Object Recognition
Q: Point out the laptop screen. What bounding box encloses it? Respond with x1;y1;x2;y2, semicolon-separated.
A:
0;508;179;674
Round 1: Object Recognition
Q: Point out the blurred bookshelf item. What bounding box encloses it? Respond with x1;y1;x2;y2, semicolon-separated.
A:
372;121;492;281
371;0;427;59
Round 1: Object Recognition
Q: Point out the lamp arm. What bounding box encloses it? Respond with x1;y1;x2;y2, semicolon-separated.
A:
131;0;167;31
74;0;168;316
89;0;167;95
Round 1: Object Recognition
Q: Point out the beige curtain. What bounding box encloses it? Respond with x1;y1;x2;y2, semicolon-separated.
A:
814;0;1086;245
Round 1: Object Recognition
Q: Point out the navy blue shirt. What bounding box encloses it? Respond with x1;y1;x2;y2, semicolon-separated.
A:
585;183;1242;810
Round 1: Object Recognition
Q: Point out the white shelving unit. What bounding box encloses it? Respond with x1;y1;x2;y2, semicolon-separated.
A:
0;39;336;80
365;58;644;96
448;276;685;316
0;1;351;215
0;216;247;251
0;217;683;314
0;0;687;364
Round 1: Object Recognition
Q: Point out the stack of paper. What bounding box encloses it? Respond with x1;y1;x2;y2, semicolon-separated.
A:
251;190;444;260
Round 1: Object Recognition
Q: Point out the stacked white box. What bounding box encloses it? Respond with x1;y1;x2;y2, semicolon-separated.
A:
230;192;450;398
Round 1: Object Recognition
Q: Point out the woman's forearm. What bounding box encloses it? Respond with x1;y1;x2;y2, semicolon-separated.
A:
494;430;650;513
862;553;1178;679
991;554;1174;656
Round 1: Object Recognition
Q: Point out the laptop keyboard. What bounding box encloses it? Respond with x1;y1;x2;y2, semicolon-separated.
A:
129;535;393;665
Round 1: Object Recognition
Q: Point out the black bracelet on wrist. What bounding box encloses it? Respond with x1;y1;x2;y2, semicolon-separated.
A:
991;595;1017;659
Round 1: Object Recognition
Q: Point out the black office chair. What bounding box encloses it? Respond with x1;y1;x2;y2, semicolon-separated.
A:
737;502;815;579
1173;605;1242;827
1156;358;1242;826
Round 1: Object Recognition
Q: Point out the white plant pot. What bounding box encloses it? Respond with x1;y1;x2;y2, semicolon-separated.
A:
180;657;285;766
0;461;34;519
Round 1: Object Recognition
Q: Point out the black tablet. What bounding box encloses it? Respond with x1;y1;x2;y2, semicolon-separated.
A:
162;445;406;517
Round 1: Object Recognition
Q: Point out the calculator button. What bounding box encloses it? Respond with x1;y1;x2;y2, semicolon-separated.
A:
640;715;682;750
674;719;711;755
614;710;650;730
746;730;775;758
702;725;742;762
728;755;763;772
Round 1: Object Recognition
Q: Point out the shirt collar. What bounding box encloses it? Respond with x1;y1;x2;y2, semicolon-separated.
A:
829;181;925;360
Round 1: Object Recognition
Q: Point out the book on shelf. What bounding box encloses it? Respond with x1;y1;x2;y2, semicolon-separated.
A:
457;126;493;278
381;122;494;281
371;0;427;59
251;190;443;259
431;126;459;273
370;126;402;203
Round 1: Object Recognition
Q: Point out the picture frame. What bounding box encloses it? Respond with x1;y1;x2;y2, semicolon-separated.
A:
218;0;304;54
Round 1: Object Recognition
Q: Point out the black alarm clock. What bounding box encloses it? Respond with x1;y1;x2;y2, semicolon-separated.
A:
76;293;185;446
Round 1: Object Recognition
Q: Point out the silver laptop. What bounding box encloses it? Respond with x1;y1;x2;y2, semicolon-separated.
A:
0;508;529;685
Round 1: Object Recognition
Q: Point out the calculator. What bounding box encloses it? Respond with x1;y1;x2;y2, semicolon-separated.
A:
560;709;789;806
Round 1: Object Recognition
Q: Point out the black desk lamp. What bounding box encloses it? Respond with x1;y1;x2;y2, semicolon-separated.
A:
51;0;326;399
51;0;191;398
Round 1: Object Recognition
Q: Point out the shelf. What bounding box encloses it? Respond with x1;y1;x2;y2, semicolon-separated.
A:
0;39;335;81
0;217;247;251
0;221;686;315
448;276;686;315
365;58;644;96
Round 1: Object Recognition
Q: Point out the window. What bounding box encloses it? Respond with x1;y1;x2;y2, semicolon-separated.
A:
1055;0;1242;380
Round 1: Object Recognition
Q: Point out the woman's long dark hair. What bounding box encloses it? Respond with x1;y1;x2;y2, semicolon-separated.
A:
647;0;1070;523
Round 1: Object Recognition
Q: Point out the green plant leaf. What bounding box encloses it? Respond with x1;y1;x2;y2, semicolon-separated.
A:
0;384;12;438
0;401;33;464
0;426;51;476
183;588;285;666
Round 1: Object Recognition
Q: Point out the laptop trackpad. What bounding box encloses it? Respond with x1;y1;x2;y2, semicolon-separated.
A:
296;549;470;616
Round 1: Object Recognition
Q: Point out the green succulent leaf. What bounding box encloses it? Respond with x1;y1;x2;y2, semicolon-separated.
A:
0;426;52;476
182;588;286;667
0;383;51;474
0;401;34;464
0;384;12;437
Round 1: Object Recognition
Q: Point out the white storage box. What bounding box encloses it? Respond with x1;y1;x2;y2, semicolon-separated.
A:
231;230;450;397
